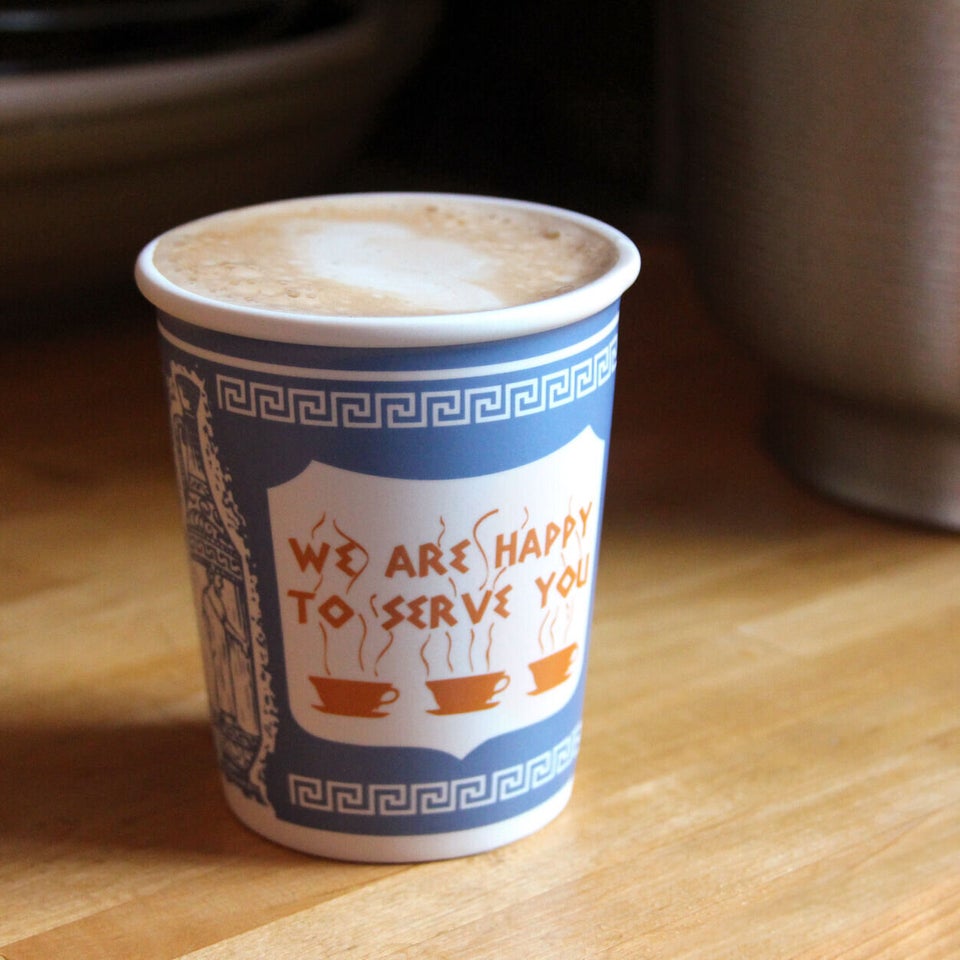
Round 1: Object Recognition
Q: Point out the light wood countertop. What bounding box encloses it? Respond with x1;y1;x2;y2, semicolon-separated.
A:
2;237;958;958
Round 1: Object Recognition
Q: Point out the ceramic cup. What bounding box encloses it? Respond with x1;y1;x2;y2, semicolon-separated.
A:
136;192;639;861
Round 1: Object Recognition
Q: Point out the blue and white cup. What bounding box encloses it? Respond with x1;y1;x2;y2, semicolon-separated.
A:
136;193;640;861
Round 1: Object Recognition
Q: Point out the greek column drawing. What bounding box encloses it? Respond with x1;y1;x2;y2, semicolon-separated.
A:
169;365;275;803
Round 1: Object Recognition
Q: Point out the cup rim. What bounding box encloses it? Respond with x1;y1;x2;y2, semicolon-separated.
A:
134;191;641;348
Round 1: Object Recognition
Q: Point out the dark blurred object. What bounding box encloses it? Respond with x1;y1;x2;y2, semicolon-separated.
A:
0;1;353;73
340;1;665;223
0;0;440;322
0;0;665;328
680;2;960;529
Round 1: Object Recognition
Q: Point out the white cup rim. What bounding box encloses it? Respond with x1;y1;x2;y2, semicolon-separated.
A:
135;192;641;348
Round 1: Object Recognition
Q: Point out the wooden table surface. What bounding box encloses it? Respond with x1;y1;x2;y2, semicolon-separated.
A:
2;236;958;959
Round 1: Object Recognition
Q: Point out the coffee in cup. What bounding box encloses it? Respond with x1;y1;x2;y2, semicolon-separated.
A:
137;192;639;862
149;193;619;318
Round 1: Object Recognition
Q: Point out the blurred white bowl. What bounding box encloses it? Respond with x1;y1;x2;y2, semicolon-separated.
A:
0;0;439;312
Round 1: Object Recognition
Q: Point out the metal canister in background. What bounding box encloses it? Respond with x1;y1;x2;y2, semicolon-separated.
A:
679;2;960;528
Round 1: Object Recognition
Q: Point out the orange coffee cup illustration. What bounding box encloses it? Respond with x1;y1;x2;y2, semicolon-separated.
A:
426;671;510;715
527;643;577;695
309;676;399;718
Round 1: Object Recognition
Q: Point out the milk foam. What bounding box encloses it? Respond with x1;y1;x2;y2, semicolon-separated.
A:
151;195;618;317
301;221;505;312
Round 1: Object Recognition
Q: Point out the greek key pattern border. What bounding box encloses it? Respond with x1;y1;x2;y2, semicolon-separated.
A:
288;723;581;817
216;336;616;429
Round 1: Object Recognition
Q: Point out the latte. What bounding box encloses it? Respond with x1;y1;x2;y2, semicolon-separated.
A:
149;194;620;317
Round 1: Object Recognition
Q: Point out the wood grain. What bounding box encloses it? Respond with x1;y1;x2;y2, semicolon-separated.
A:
1;240;958;958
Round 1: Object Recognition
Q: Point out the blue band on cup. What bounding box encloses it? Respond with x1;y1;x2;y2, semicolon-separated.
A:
160;301;619;841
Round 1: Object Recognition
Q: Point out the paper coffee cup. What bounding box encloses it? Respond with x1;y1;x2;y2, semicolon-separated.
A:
136;192;639;861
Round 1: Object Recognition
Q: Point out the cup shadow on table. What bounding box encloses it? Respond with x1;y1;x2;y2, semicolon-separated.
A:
0;717;296;861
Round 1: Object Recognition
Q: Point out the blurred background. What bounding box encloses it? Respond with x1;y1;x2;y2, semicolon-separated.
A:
8;1;960;528
0;0;670;328
338;0;670;218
